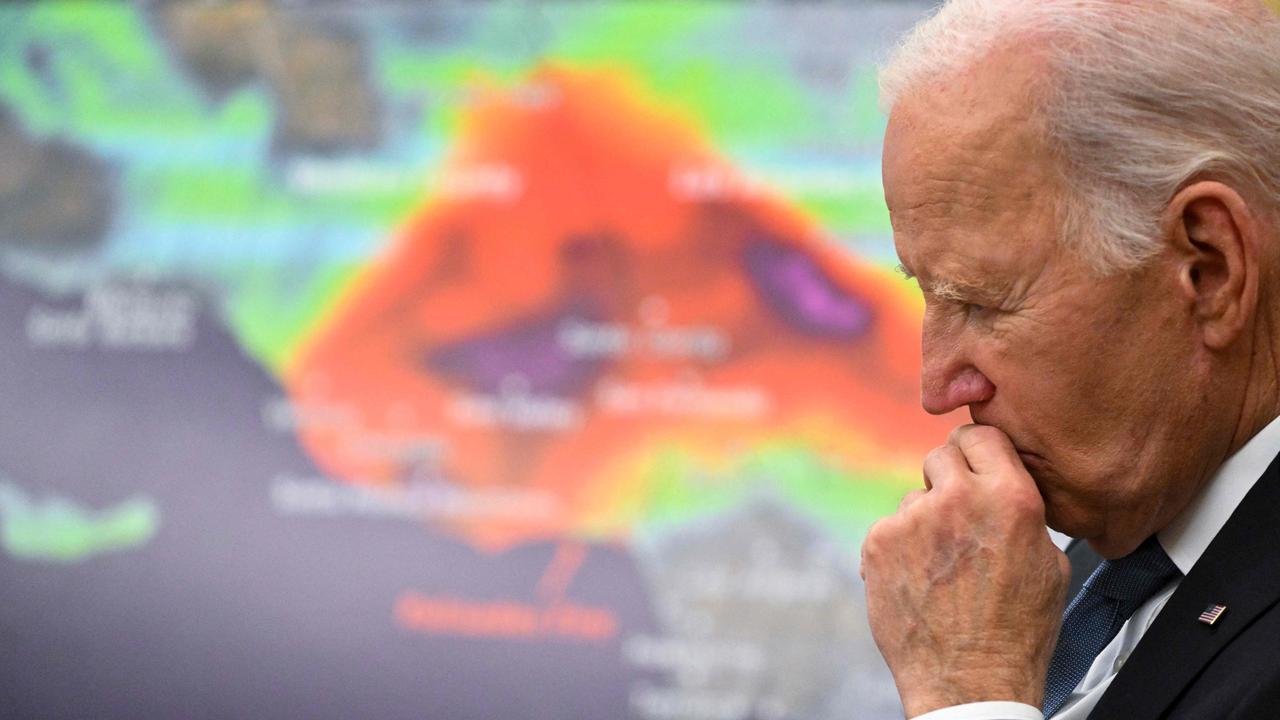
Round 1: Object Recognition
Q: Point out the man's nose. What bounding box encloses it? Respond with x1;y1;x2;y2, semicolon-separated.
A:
920;354;995;416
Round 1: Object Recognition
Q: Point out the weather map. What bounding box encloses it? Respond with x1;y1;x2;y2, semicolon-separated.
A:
0;3;948;719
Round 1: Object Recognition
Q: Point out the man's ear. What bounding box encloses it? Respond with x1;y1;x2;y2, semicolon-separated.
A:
1163;181;1260;350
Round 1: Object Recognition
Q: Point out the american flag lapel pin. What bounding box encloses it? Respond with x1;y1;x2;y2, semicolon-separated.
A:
1198;603;1228;626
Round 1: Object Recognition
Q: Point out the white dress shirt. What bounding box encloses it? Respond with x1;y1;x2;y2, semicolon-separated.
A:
913;414;1280;720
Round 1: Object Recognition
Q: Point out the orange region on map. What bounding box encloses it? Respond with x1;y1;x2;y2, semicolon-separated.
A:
286;65;955;550
394;592;618;643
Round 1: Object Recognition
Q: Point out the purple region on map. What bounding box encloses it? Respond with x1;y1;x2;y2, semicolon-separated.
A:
426;300;608;397
742;237;873;339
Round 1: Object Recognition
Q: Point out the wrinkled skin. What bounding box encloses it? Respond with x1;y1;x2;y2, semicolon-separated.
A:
884;54;1226;558
862;44;1278;716
863;424;1070;713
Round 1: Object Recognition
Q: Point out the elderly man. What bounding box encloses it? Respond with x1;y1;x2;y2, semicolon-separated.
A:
861;1;1280;719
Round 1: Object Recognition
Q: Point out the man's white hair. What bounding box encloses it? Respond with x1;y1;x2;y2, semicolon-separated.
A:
879;0;1280;273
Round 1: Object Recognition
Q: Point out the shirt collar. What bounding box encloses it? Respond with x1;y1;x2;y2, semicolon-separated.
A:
1158;413;1280;575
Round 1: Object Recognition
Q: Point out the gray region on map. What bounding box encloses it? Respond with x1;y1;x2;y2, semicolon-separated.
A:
23;43;64;103
147;0;384;157
735;2;932;82
0;105;116;255
380;6;478;46
629;497;902;720
0;271;651;720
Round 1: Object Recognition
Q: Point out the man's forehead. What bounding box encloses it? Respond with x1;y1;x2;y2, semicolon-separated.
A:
886;42;1053;159
884;95;1046;202
887;41;1048;134
885;98;1054;225
884;122;1055;261
883;47;1063;291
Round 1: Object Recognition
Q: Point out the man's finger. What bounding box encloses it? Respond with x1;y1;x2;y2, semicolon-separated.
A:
922;444;969;491
898;488;927;512
948;424;1022;475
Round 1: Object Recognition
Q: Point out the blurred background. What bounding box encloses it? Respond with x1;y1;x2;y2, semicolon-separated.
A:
0;1;966;718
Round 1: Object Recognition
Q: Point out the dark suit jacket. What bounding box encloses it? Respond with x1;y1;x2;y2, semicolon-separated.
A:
1063;451;1280;719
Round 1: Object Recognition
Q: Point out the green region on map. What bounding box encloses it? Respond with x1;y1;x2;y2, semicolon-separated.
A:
0;482;159;563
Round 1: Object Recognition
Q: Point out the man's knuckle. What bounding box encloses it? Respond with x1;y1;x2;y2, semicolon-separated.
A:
924;445;967;486
898;489;924;512
863;520;888;556
932;486;966;515
1003;482;1044;521
973;425;1005;448
947;424;971;446
926;443;947;471
952;423;1013;456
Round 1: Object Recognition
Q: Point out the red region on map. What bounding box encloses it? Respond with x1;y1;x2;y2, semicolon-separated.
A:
286;66;953;550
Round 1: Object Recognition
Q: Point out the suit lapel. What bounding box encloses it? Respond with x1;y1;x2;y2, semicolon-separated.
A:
1089;451;1280;719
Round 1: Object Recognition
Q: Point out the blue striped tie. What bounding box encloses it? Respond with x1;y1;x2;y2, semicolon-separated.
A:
1042;535;1181;717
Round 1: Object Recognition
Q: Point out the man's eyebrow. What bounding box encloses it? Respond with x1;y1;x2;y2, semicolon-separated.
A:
919;275;1003;303
894;263;1002;302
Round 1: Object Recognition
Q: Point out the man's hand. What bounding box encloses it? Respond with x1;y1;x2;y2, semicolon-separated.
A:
861;424;1071;717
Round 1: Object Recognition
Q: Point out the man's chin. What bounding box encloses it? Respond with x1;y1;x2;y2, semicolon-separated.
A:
992;447;1148;559
1043;506;1083;539
1043;501;1134;557
1030;470;1095;541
